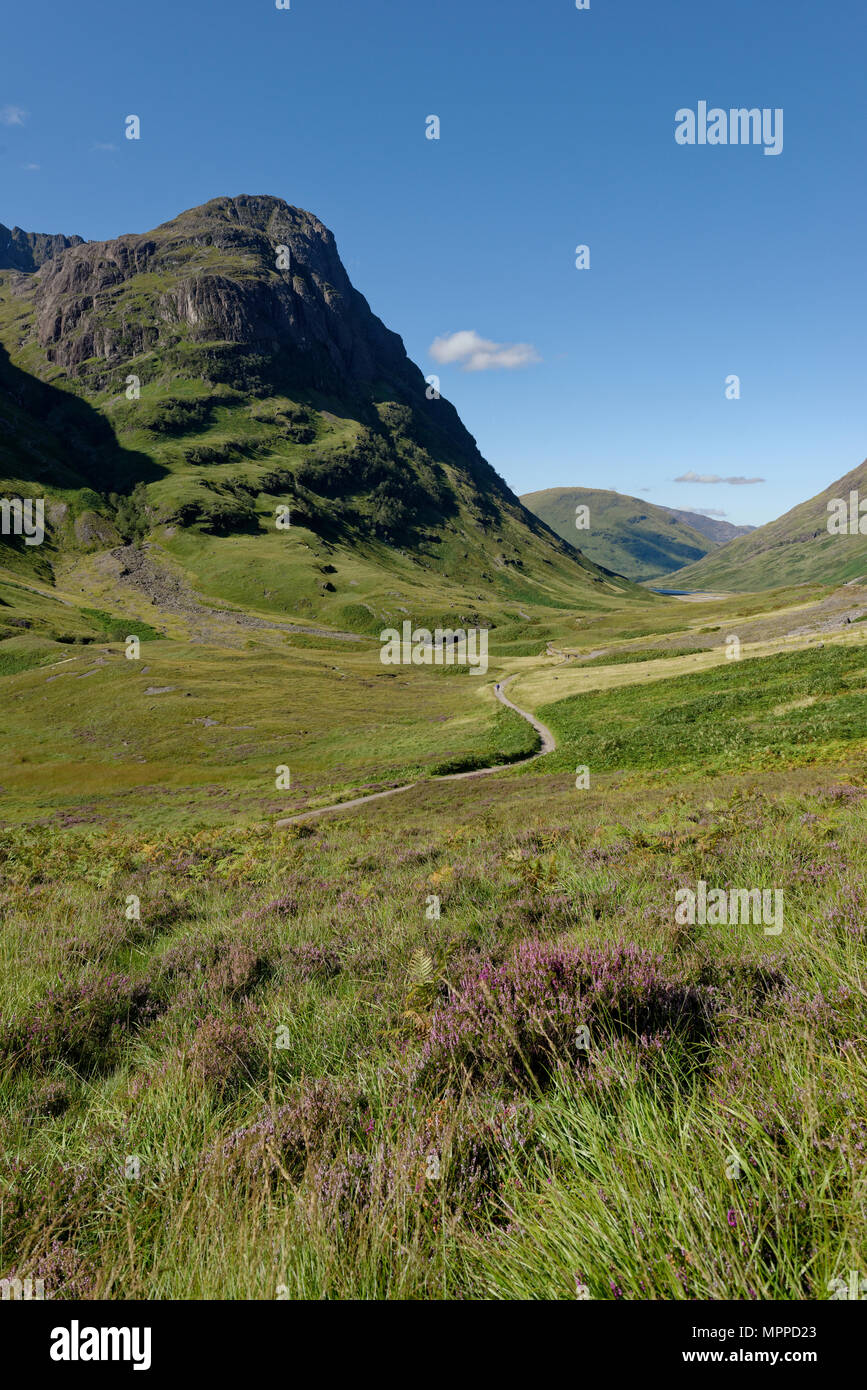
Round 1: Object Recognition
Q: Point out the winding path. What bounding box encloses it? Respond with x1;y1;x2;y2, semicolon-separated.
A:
492;675;556;754
276;673;555;827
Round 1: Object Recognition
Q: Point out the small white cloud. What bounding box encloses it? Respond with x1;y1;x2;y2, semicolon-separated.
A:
429;329;540;372
92;141;119;152
0;105;28;126
675;471;764;485
22;162;40;171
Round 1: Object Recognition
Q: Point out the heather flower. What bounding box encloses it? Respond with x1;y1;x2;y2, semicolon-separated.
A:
285;941;342;981
25;1079;71;1120
187;1004;263;1094
0;972;158;1076
418;940;713;1089
155;927;273;1003
212;1078;368;1182
243;891;299;921
2;1240;95;1300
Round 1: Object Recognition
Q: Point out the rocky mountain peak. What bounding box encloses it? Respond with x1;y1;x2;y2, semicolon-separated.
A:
0;223;85;273
23;194;414;398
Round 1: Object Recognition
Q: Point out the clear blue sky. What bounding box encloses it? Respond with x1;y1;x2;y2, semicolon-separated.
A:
2;0;865;525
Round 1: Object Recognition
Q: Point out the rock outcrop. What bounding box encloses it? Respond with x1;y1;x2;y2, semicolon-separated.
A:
29;196;423;396
0;223;84;273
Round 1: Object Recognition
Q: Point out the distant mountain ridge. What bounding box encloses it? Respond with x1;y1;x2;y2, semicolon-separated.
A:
659;459;867;591
657;507;754;545
0;222;84;273
520;486;750;581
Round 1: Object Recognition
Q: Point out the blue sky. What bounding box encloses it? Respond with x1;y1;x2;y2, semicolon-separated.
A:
2;0;865;525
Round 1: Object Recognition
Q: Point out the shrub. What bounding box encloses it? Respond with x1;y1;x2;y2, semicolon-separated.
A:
188;1006;263;1094
1;972;159;1076
419;941;714;1089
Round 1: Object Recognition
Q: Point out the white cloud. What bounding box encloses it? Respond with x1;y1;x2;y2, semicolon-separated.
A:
22;162;40;171
674;471;764;485
0;105;28;126
429;329;541;372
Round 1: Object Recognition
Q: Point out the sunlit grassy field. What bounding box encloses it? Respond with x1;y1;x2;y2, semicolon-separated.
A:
1;605;865;1299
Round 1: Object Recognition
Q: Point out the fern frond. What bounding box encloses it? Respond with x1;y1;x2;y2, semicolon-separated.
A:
408;949;435;988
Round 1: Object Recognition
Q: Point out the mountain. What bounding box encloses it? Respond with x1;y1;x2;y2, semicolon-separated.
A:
658;459;867;592
520;486;725;581
657;507;754;545
0;195;638;630
0;222;84;273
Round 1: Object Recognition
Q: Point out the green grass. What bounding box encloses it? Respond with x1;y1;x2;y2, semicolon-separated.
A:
80;608;164;642
0;648;52;677
539;642;867;776
1;758;863;1299
575;645;706;666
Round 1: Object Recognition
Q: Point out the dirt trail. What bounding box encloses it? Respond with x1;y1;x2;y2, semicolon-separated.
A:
492;675;556;753
275;675;555;826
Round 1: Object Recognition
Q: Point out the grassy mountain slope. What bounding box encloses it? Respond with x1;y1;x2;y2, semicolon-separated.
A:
0;195;652;830
662;459;867;592
0;196;638;628
521;486;718;581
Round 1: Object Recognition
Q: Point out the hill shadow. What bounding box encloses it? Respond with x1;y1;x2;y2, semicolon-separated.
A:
0;343;165;493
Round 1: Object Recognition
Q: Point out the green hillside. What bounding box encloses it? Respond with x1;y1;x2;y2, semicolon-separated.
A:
0;196;652;829
0;198;640;626
521;486;716;581
661;459;867;591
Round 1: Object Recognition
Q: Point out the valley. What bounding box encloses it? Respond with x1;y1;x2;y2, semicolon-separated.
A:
0;196;864;1304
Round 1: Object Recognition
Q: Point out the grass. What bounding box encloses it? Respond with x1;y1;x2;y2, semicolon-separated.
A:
537;641;867;777
0;648;53;677
1;622;864;1299
79;609;163;643
1;195;864;1304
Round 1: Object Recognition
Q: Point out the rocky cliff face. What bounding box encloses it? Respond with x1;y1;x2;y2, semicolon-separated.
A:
8;193;506;493
29;195;425;398
1;194;620;595
0;223;84;273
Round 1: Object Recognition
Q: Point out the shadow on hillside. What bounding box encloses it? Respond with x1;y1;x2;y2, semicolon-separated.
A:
0;343;165;493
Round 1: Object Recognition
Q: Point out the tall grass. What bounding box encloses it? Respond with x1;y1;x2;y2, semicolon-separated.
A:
1;757;864;1299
